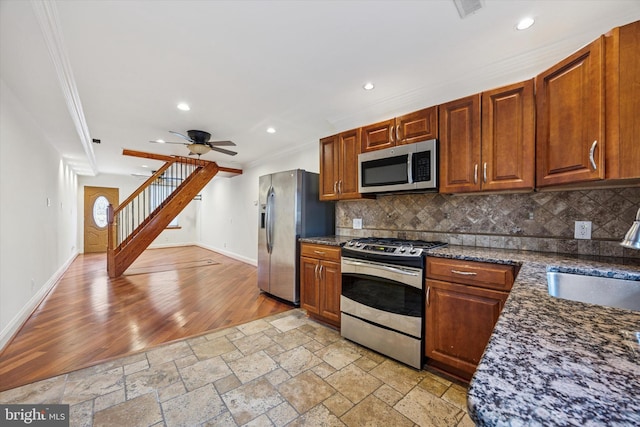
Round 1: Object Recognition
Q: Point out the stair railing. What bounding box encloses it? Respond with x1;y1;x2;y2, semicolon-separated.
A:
108;157;200;252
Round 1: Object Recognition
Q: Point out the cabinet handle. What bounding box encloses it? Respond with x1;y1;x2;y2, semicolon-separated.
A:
389;126;394;143
396;125;400;142
333;181;338;194
338;180;342;194
451;269;477;276
483;162;487;183
474;164;478;184
319;265;324;279
314;264;319;280
426;286;431;307
589;140;598;170
313;250;326;255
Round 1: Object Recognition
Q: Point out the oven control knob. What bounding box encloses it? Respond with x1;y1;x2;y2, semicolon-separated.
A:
398;247;406;253
409;248;417;254
348;241;354;246
355;243;362;247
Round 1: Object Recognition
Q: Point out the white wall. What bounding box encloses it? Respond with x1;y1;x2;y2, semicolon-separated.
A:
77;173;199;252
198;142;320;264
0;79;79;348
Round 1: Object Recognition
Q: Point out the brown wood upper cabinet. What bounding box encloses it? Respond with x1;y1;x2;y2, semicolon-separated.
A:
319;128;362;200
361;106;438;153
536;36;605;187
439;79;535;193
605;20;640;180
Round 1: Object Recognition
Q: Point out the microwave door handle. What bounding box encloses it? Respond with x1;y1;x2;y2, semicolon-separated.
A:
407;152;413;183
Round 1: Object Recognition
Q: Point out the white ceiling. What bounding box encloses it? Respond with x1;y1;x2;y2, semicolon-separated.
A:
2;0;640;177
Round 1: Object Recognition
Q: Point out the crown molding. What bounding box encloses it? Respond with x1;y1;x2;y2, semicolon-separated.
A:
31;0;97;175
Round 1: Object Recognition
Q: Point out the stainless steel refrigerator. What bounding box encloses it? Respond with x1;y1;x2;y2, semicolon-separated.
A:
258;170;335;305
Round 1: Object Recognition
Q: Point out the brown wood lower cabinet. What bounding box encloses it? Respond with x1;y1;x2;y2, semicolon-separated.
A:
300;243;342;327
425;257;515;381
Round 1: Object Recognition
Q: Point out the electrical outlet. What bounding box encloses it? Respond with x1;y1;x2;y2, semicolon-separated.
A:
574;221;592;239
353;218;363;229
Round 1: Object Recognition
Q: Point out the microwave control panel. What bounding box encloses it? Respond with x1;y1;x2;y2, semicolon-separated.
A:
413;151;431;182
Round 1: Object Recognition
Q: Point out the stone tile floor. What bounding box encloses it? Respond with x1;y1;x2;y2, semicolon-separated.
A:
0;309;474;426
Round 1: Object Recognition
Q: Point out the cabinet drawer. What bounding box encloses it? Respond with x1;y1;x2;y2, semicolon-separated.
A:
300;243;341;262
426;257;515;291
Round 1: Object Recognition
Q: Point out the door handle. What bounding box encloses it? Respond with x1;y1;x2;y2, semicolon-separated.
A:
589;140;598;170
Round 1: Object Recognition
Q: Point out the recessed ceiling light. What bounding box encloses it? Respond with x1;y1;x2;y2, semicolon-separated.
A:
177;103;190;111
142;164;149;168
155;139;165;143
363;82;375;91
267;127;276;134
516;17;535;31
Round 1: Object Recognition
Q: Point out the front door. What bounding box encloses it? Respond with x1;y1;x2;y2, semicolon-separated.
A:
84;186;119;253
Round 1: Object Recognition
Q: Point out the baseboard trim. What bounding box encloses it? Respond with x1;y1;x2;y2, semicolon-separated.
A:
196;243;257;266
0;251;79;352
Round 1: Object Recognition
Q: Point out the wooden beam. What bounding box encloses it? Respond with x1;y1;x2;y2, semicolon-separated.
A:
122;149;242;175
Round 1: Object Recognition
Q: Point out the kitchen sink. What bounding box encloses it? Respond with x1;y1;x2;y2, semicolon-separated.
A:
547;272;640;312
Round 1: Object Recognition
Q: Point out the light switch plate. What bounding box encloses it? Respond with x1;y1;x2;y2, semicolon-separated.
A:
353;218;363;229
574;221;592;239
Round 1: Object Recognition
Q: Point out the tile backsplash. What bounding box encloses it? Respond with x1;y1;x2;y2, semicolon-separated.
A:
336;187;640;259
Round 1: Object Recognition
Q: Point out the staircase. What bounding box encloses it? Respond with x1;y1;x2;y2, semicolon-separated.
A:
107;149;241;278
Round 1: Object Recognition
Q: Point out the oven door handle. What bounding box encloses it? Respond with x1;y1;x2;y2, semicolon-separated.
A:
342;259;421;277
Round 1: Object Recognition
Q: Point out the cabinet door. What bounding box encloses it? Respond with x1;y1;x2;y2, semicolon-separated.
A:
396;106;438;145
439;94;482;193
300;257;320;315
338;128;362;199
361;119;395;152
536;36;605;187
319;260;341;326
605;20;640;179
425;279;507;379
319;135;339;201
482;80;535;191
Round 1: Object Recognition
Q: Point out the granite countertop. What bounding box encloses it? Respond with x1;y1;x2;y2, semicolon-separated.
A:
299;235;355;246
425;246;640;426
298;238;640;424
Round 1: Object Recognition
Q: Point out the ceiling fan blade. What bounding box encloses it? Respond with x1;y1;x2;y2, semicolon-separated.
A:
169;131;193;142
208;140;236;147
210;146;238;156
149;140;188;145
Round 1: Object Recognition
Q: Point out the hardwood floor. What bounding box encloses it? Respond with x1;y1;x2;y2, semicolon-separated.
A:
0;246;293;392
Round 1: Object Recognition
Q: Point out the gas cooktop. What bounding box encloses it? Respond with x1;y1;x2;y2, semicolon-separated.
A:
342;237;447;258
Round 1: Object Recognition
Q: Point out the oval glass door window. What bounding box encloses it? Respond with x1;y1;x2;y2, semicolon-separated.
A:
93;195;109;228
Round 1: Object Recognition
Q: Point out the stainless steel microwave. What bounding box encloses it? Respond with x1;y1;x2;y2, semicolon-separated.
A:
358;139;437;193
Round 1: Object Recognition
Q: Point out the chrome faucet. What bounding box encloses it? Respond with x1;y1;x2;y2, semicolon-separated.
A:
621;208;640;250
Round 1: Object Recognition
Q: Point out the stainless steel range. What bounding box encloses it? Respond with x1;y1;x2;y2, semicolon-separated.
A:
340;237;447;369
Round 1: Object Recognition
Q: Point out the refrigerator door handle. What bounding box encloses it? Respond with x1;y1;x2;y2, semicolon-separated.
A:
266;186;275;253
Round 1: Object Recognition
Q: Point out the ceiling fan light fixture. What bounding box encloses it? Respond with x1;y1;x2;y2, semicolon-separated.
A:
187;143;211;155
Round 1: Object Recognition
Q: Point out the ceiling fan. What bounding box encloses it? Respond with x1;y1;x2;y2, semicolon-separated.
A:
150;130;237;156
